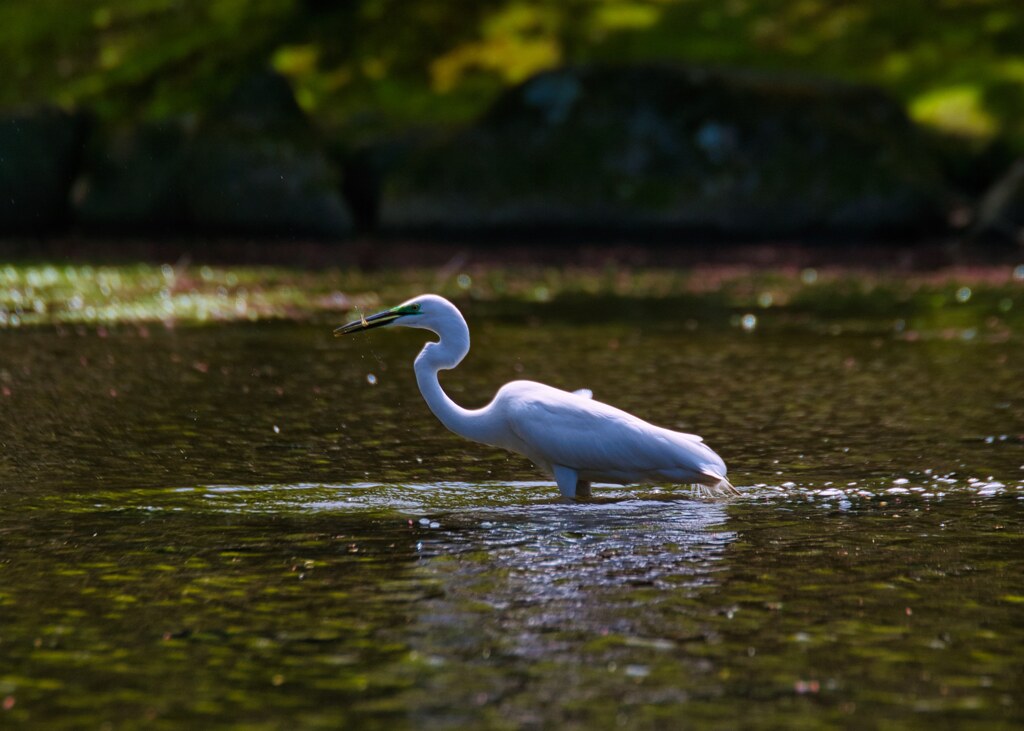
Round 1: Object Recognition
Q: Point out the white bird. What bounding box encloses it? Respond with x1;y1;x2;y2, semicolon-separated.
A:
336;294;735;499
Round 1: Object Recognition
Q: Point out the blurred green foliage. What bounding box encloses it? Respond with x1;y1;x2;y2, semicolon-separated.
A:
1;0;1022;148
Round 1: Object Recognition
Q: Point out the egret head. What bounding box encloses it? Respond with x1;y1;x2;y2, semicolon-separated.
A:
334;294;460;336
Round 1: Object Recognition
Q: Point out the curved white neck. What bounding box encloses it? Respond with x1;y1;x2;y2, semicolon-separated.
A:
412;312;496;444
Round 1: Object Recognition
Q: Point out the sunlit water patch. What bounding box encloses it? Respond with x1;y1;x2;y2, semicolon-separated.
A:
30;475;1024;521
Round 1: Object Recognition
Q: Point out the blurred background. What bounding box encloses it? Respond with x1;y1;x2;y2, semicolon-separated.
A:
1;0;1023;257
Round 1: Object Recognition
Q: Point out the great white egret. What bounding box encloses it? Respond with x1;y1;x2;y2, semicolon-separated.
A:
336;294;735;499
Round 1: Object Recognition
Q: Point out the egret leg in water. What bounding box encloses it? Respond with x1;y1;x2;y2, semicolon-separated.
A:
335;294;736;499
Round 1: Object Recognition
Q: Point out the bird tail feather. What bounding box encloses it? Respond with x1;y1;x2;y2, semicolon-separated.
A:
693;474;740;499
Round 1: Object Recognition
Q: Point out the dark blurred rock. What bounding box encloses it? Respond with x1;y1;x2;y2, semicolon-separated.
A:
341;135;429;232
0;107;85;232
184;131;351;238
75;120;190;231
971;157;1024;245
185;71;351;238
76;71;352;239
925;132;1014;199
215;70;310;136
379;65;949;238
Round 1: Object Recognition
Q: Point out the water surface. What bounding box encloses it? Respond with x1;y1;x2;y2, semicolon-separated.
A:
1;299;1022;728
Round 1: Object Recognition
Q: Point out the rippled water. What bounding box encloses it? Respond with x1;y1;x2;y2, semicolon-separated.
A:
1;299;1023;728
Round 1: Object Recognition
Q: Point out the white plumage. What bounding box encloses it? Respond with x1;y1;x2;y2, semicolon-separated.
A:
336;294;734;499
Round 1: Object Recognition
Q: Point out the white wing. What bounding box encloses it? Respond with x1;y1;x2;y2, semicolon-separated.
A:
497;381;722;484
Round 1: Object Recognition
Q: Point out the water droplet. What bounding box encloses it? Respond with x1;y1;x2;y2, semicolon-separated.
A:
955;286;972;303
366;373;377;385
740;313;757;332
624;665;650;678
